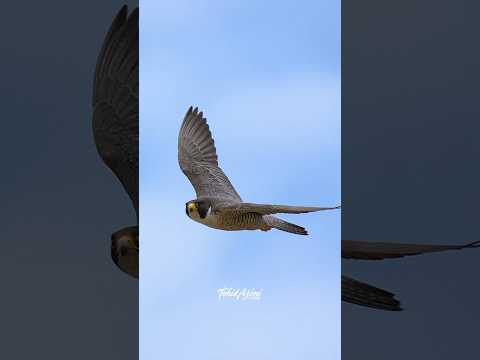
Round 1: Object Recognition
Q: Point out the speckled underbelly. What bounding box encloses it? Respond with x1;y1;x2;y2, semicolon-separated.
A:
199;212;265;231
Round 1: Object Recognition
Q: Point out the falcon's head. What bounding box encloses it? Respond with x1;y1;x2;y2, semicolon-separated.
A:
111;226;138;278
185;199;211;220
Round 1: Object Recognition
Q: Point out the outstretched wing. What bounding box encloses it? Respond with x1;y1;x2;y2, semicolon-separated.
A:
92;6;139;216
342;240;480;260
218;203;340;215
178;107;241;202
342;275;402;311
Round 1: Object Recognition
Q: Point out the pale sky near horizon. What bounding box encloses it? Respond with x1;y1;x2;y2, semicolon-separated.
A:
140;1;340;358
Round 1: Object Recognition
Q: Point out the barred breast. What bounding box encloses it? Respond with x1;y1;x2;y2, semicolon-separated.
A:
203;211;265;231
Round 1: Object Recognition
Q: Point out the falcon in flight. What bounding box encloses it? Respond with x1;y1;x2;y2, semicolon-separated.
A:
92;6;138;278
178;107;340;235
342;239;480;311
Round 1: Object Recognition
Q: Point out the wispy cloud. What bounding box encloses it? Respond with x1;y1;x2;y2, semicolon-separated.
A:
209;73;340;150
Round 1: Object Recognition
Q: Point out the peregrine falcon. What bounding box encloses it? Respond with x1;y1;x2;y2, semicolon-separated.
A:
342;240;480;311
178;106;340;235
92;6;138;278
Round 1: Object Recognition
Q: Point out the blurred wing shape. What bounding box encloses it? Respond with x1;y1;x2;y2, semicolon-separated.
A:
219;203;340;215
342;275;402;311
178;107;242;202
92;6;139;216
342;240;480;260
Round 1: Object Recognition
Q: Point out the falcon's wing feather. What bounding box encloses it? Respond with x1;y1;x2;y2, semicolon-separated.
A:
218;203;340;215
342;240;480;260
342;275;402;311
178;107;241;202
92;6;139;216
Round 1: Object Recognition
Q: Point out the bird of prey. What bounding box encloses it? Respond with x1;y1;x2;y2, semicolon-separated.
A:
342;240;480;311
92;6;138;278
178;107;340;235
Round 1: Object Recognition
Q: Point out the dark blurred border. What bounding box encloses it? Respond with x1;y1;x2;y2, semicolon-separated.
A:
343;1;479;359
0;2;138;359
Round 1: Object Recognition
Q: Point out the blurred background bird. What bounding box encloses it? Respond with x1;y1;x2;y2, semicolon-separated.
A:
92;5;138;278
342;240;480;311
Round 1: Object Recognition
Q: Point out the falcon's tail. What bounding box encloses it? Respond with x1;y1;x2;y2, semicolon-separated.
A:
264;215;308;235
342;275;402;311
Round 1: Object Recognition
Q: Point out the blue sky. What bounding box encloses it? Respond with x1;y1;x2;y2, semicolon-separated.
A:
140;0;340;358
